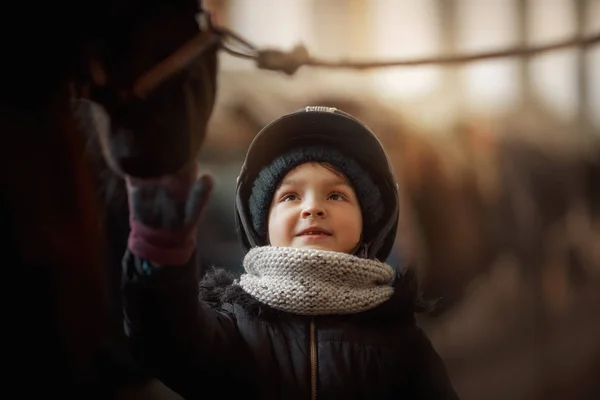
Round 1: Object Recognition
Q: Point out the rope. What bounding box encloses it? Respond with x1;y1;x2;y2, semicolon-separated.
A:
215;25;600;76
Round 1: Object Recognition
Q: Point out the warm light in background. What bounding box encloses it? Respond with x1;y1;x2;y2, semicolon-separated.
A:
221;0;313;70
370;0;442;100
457;0;520;113
213;0;600;131
529;0;578;121
586;0;600;129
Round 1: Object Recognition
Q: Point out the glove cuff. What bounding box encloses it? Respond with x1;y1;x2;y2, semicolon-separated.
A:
127;221;196;266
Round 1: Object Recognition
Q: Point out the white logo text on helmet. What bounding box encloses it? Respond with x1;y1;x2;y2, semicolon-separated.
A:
305;106;337;113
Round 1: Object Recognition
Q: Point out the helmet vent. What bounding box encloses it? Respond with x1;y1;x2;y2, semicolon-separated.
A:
305;106;337;113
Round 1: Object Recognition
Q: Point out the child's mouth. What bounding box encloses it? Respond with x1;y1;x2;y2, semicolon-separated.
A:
296;229;332;239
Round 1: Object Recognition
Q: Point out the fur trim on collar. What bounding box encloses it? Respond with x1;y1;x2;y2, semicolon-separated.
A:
198;266;432;323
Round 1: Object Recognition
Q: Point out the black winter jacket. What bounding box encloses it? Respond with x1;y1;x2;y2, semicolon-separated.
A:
123;252;459;399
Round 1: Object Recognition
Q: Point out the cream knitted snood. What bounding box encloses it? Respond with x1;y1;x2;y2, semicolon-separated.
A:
238;246;394;315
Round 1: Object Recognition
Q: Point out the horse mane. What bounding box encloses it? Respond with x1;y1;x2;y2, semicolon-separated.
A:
0;2;225;397
0;0;208;394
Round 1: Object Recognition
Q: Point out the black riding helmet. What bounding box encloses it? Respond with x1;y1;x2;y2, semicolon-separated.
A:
235;106;399;262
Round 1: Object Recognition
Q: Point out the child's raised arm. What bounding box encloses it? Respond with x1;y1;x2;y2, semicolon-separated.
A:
121;166;255;398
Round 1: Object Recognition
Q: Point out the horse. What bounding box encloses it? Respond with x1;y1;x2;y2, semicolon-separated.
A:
1;0;219;396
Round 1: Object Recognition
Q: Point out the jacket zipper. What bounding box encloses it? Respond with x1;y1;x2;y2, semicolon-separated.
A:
310;318;318;400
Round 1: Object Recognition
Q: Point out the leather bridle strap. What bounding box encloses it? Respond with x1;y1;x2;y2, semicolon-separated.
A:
132;25;221;98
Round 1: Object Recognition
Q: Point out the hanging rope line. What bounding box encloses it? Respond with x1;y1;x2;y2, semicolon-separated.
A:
215;25;600;76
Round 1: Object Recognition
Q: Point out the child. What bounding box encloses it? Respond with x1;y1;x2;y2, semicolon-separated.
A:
122;107;459;399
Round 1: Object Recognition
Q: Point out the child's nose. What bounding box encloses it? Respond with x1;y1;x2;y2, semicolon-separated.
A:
301;201;326;219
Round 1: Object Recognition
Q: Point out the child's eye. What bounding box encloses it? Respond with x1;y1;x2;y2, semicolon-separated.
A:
328;193;346;201
281;193;299;202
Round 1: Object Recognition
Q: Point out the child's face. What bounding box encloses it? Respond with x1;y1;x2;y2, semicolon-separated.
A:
267;162;362;254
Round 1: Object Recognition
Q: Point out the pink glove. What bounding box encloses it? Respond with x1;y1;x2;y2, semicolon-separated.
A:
126;164;213;266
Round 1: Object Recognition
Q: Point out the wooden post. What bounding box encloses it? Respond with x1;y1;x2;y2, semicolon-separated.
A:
437;0;463;118
516;0;534;110
575;0;590;137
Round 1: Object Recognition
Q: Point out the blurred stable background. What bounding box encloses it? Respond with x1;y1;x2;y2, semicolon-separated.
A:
197;1;600;399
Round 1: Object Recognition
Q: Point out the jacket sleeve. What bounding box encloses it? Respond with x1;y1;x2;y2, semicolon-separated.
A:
121;250;254;399
408;326;460;399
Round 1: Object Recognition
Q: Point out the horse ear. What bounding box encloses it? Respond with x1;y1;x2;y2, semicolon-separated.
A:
69;40;109;93
169;0;203;12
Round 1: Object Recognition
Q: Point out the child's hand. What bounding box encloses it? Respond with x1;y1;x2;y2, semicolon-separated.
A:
125;163;214;266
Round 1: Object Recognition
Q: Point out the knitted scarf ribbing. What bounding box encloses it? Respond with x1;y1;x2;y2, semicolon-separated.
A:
238;246;394;315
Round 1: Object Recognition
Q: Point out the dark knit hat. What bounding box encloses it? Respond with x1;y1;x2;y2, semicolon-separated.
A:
248;145;383;241
235;106;399;261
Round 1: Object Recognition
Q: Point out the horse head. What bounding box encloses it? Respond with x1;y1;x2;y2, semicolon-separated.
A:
73;0;219;178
